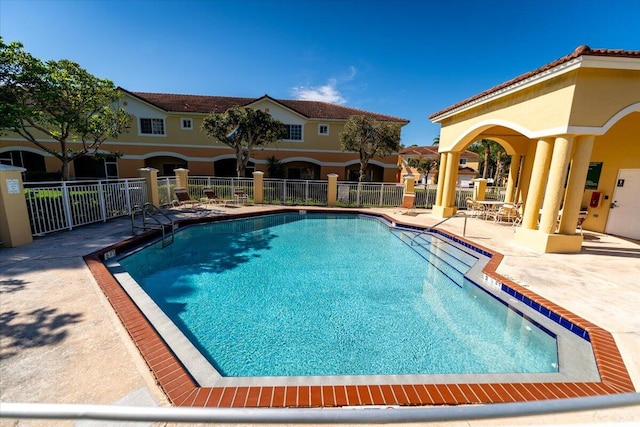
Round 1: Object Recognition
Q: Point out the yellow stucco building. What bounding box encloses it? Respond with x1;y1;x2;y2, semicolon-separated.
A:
429;46;640;251
0;89;409;182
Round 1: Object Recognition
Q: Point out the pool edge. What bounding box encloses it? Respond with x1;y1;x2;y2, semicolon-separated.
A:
83;207;635;407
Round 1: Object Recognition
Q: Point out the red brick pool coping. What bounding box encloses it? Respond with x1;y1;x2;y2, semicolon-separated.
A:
84;209;635;407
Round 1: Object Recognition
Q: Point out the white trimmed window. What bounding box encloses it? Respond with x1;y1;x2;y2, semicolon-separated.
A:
318;124;329;135
140;118;165;135
459;158;468;165
283;124;303;141
181;118;193;130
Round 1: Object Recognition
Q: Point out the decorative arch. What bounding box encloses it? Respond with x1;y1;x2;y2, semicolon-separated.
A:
447;120;533;154
343;159;390;168
0;146;51;156
279;156;323;166
140;151;191;161
598;101;640;134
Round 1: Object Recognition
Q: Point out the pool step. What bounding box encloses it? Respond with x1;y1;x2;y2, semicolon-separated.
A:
390;229;474;287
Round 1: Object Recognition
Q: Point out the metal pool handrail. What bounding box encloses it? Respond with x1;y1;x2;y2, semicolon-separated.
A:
2;393;638;424
411;211;468;245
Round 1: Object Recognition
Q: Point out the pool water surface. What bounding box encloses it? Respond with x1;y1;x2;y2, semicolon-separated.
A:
117;213;557;377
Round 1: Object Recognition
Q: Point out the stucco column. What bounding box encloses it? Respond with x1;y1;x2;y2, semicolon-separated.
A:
515;143;537;207
327;173;338;207
138;167;159;207
558;135;595;234
434;152;458;217
504;154;522;204
434;152;448;207
252;171;264;204
404;174;415;194
174;168;189;190
473;179;487;201
520;139;553;230
539;136;574;234
444;151;460;206
0;165;33;247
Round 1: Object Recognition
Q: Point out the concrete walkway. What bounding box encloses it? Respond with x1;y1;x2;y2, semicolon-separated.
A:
1;205;638;426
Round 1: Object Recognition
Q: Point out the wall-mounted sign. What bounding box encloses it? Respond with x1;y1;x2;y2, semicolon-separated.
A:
338;185;350;203
585;162;603;190
6;179;20;195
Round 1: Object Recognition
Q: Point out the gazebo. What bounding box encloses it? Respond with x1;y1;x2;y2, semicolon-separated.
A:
429;46;640;253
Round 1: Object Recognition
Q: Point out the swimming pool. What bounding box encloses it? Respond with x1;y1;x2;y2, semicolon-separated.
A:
113;212;568;381
90;208;634;407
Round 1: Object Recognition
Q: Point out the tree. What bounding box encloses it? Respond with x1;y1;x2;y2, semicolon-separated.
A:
266;155;286;178
339;115;401;182
407;156;439;183
467;138;512;184
1;38;131;180
201;107;286;177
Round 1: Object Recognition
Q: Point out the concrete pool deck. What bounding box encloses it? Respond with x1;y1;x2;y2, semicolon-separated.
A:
1;204;638;426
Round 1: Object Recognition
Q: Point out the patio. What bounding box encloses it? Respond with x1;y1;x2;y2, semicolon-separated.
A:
0;205;638;426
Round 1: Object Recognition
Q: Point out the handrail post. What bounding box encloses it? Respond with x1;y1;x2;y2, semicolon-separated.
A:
61;182;74;231
97;181;107;222
124;179;132;214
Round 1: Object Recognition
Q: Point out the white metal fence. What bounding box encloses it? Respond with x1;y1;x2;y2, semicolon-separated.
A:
23;176;508;236
264;179;328;205
24;179;148;236
183;176;254;202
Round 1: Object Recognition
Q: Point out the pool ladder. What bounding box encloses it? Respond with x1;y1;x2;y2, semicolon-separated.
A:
410;211;468;245
131;202;176;248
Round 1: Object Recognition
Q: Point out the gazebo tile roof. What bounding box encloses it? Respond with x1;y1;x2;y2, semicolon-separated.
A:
429;46;640;120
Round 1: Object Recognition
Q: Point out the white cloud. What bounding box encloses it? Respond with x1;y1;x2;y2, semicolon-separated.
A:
291;66;357;104
291;79;346;104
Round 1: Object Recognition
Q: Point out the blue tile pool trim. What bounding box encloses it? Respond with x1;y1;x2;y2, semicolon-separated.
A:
500;284;590;342
365;212;592;343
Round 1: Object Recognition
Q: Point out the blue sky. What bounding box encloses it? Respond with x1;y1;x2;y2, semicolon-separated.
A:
1;0;639;147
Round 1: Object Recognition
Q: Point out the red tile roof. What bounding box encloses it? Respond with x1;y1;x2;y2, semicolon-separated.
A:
119;88;409;123
429;45;640;120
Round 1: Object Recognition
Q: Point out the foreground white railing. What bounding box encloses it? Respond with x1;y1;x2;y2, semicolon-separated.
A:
2;393;638;424
24;179;148;236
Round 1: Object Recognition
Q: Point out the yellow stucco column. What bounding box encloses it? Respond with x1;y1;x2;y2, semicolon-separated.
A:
327;173;338;207
174;168;189;190
445;151;460;205
539;136;574;234
434;152;448;207
504;154;521;204
519;139;553;230
515;143;536;207
473;179;487;201
0;165;33;247
559;135;595;234
516;136;583;253
252;171;264;204
138;167;159;207
404;174;415;194
433;152;458;218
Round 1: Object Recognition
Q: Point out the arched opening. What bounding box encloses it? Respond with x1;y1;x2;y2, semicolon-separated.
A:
284;161;321;180
345;164;384;182
145;156;188;176
74;155;119;179
0;150;51;181
214;159;255;177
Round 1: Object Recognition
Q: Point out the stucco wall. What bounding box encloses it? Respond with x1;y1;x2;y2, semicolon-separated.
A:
581;112;640;233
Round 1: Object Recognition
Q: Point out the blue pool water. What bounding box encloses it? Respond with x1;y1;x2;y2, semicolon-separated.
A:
118;213;558;377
